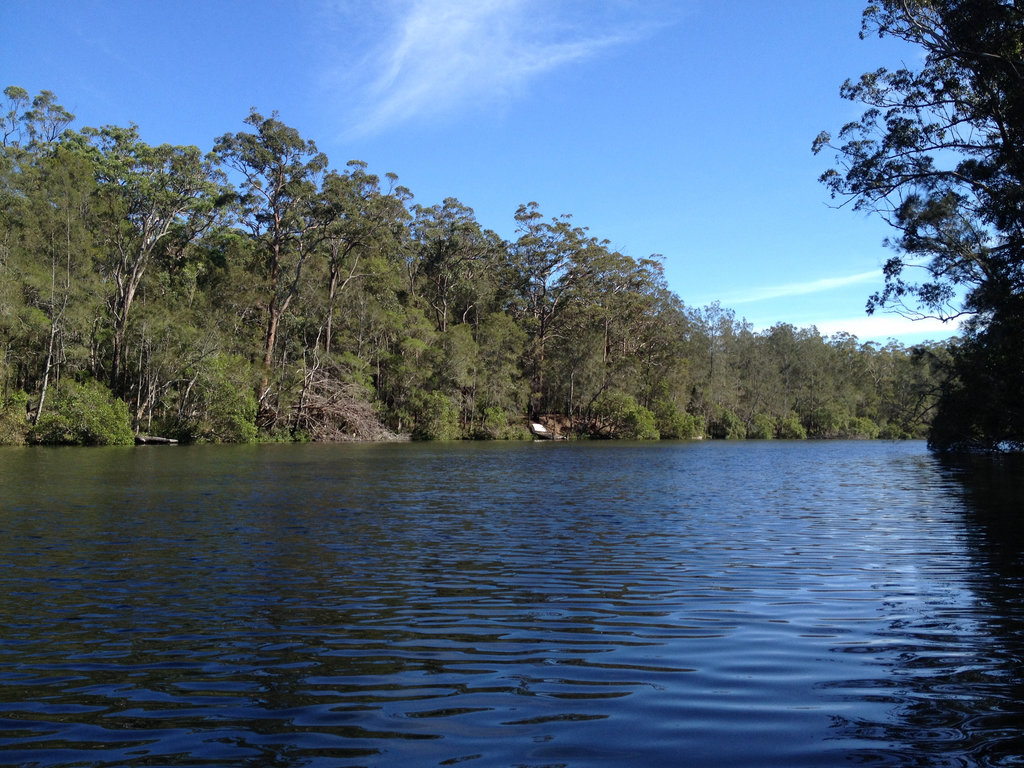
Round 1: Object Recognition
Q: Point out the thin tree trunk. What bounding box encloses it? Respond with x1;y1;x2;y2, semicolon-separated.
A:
35;226;72;424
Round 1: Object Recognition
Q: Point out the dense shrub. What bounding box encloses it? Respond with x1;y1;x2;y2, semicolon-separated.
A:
29;379;134;445
845;416;880;439
592;393;659;440
709;407;745;440
747;412;776;440
412;391;460;440
623;404;659;440
878;422;912;440
778;415;807;440
653;400;702;439
474;406;530;440
808;405;848;438
203;354;258;442
0;390;30;445
174;353;259;443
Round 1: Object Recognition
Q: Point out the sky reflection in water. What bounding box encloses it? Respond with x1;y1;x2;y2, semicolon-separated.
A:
1;440;1022;767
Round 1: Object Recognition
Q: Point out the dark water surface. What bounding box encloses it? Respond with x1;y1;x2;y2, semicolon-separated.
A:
1;440;1023;767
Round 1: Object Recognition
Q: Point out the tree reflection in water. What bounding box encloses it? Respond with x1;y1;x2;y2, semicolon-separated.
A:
830;452;1024;766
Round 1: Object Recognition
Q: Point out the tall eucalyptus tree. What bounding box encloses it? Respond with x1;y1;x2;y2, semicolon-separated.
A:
83;125;219;394
215;111;329;410
411;197;503;333
509;202;599;413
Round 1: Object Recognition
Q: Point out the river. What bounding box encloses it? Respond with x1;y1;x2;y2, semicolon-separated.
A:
1;440;1022;767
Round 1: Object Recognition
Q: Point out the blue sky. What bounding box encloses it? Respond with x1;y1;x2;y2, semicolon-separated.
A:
2;0;959;345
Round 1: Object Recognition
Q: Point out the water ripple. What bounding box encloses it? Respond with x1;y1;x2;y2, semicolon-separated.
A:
2;441;1024;766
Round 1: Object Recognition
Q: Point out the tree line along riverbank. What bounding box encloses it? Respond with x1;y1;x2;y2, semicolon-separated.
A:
1;87;949;446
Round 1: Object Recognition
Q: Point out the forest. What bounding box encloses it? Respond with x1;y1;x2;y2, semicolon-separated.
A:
0;86;949;446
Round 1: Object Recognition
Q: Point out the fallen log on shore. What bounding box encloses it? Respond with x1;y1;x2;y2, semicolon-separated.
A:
135;435;179;445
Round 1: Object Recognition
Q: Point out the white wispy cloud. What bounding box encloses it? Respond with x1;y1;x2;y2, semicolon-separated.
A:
720;270;880;305
327;0;672;138
701;269;964;341
814;314;960;343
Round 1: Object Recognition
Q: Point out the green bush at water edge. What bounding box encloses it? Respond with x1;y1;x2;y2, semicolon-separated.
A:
29;379;134;445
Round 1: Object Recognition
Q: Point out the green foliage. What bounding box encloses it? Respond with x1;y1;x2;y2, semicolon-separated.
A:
808;405;848;439
81;124;220;394
778;415;807;440
747;413;775;440
653;400;702;439
412;390;461;441
845;416;880;440
0;390;29;445
471;313;528;425
878;422;912;440
0;84;955;447
473;406;530;440
438;323;478;396
591;392;659;440
187;354;258;443
29;379;133;445
709;406;745;440
475;406;507;440
627;405;659;441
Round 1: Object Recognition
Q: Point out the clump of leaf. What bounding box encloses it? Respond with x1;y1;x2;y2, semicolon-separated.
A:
29;379;134;445
0;390;30;445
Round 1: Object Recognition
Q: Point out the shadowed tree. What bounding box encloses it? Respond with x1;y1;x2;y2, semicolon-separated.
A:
815;0;1024;449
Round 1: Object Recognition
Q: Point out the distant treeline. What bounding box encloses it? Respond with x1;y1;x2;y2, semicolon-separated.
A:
0;87;949;445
